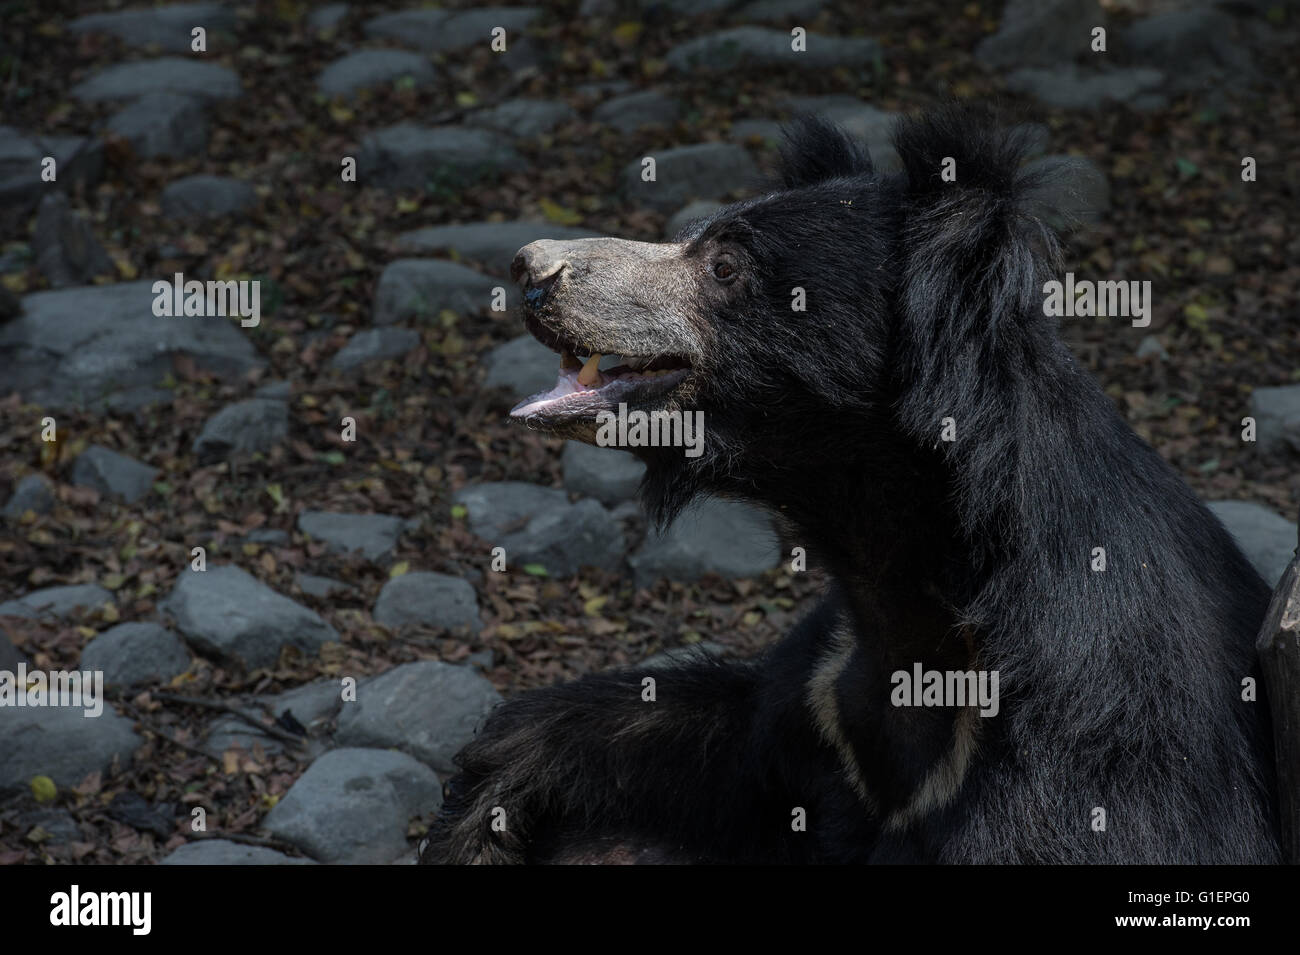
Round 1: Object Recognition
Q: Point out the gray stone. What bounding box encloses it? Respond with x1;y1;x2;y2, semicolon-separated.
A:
70;3;235;53
666;27;882;73
0;583;112;621
395;221;602;275
372;571;482;633
482;333;559;397
630;497;779;585
297;510;405;562
1135;335;1169;361
0;704;142;790
259;678;348;730
976;0;1103;68
4;474;56;519
364;7;539;52
71;445;158;503
80;622;190;688
33;193;114;289
335;661;502;773
204;714;282;756
729;118;783;147
306;3;349;32
0;128;103;210
331;327;419;370
1208;500;1297;586
1123;8;1251;94
295;573;353;599
316;50;435;99
0;281;263;409
562;441;645;505
358;123;525;191
1249;385;1300;455
71;57;241;103
453;482;624;575
262;747;442;863
622;142;760;211
0;628;21;671
160;839;317;864
254;380;291;400
1004;64;1166;111
1023;155;1110;232
245;528;288;545
106;92;209;160
665;200;724;239
192;398;287;461
161;174;256;220
160;565;337;669
373;258;503;324
593;90;681;133
467;98;577;139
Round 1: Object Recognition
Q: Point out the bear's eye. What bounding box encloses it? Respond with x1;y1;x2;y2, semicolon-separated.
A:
711;260;736;283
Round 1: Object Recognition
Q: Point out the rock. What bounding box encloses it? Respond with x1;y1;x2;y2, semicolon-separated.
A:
1249;385;1300;455
4;474;56;519
80;622;191;688
358;124;525;191
729;118;784;147
1208;500;1297;586
395;221;601;275
482;334;558;397
1004;64;1166;111
1122;8;1251;94
976;0;1103;68
70;3;236;53
783;97;899;168
161;174;257;220
1022;155;1110;231
665;200;724;239
364;7;539;52
160;565;337;669
331;327;419;370
71;57;241;103
306;3;349;32
372;571;482;632
33;193;114;289
105;92;209;160
0;704;141;790
316;50;436;99
630;497;779;585
0;128;103;210
192;398;287;461
666;27;882;73
0;628;22;671
335;661;502;773
453;482;624;574
297;511;406;562
70;445;158;504
0;281;263;409
0;583;112;621
259;678;349;730
466;98;577;139
262;747;442;864
622;142;760;212
1135;335;1169;361
246;528;289;545
562;441;645;504
373;258;502;324
254;380;291;400
204;715;282;756
295;573;354;599
14;808;81;844
593;90;681;133
161;839;317;865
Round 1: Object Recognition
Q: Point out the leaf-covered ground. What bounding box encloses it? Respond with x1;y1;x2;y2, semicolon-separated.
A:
0;0;1297;863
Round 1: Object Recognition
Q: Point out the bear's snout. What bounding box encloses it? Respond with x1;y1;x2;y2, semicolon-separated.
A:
511;241;569;293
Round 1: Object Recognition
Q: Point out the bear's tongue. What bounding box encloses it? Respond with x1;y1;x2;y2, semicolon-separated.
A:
508;350;686;418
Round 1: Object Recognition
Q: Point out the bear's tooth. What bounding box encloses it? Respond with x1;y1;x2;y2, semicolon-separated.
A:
577;353;602;386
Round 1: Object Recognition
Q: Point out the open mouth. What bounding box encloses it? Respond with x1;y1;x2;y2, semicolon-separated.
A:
509;312;693;421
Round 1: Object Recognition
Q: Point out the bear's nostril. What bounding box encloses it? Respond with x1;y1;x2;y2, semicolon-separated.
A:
510;250;530;284
523;270;560;310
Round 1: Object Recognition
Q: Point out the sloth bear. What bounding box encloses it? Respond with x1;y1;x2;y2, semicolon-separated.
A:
422;105;1281;864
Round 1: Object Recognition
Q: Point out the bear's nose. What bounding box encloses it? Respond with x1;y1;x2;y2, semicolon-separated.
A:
510;241;568;288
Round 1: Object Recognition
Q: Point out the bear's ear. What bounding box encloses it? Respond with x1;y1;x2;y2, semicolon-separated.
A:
777;114;873;188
